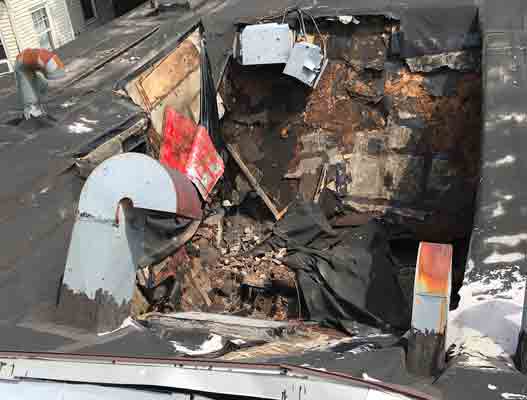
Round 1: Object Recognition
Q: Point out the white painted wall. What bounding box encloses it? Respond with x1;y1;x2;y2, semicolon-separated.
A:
2;0;75;60
0;1;19;66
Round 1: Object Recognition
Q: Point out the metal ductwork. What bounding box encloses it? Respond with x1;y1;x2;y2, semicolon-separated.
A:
14;48;65;119
58;153;202;333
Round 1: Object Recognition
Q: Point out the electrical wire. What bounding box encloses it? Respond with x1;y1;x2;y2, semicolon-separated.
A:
302;9;327;59
256;7;326;59
297;8;308;38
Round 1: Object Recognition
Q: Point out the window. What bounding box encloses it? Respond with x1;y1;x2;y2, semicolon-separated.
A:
80;0;97;22
31;7;54;50
0;37;9;74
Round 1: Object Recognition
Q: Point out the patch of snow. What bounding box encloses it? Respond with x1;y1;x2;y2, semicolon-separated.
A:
97;317;137;336
491;202;505;217
485;234;527;247
465;259;475;276
484;252;525;264
362;373;381;383
447;271;525;357
68;122;93;134
171;333;224;355
79;116;98;124
347;344;376;355
488;384;497;390
485;155;516;168
500;113;527;123
501;393;527;400
493;190;514;201
338;16;360;25
61;100;77;109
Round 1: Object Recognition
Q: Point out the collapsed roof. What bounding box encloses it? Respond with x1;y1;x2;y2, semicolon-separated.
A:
0;0;527;398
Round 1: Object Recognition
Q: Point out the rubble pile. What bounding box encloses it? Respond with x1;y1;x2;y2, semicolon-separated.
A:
220;16;481;243
137;207;296;321
130;15;482;334
57;10;482;374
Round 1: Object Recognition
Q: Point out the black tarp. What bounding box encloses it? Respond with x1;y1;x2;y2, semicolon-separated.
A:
199;30;225;155
261;201;410;333
399;6;480;57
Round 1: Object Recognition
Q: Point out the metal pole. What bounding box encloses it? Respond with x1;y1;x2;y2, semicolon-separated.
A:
407;242;452;376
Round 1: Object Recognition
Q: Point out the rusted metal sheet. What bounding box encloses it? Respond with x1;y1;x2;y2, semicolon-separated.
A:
58;153;202;333
407;242;452;377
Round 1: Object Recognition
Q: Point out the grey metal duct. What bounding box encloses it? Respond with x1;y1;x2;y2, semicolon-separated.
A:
58;153;202;333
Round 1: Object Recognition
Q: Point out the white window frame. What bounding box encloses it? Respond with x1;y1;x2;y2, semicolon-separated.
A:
30;4;55;50
0;31;11;75
80;0;98;24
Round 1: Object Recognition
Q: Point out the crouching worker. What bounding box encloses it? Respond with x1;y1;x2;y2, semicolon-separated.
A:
15;48;65;120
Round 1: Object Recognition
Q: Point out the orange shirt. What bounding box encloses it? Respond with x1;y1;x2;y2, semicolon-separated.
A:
16;48;65;72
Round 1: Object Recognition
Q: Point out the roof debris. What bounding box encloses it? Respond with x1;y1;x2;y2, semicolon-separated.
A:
57;10;483;374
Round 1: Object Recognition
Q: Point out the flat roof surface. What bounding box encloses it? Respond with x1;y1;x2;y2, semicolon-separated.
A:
1;0;527;396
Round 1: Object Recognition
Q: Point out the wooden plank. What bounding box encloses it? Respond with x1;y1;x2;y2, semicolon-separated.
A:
143;312;296;342
226;143;284;220
139;31;200;110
